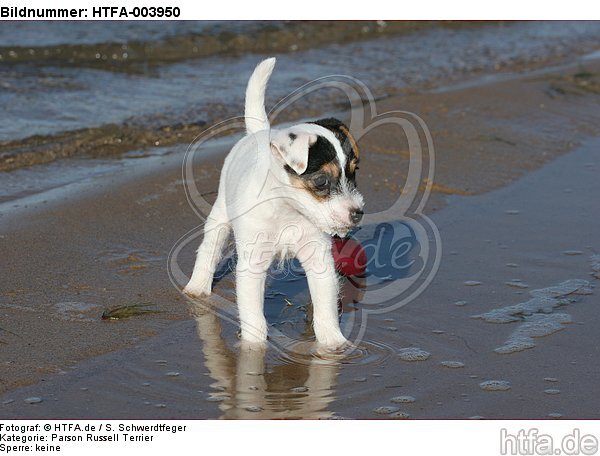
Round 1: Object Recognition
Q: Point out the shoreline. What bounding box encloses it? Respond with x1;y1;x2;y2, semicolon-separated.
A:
0;21;480;68
1;58;599;400
2;56;599;206
2;21;599;170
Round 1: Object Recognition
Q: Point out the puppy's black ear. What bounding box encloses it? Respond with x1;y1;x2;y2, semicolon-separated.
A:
270;130;316;175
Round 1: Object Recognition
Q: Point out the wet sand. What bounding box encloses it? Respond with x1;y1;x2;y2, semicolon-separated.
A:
1;59;599;418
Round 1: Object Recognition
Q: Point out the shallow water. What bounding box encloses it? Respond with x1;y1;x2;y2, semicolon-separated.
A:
1;21;599;167
472;278;593;354
0;21;236;47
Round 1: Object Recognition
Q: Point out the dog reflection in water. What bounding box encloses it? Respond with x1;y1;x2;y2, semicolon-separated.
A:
190;274;365;419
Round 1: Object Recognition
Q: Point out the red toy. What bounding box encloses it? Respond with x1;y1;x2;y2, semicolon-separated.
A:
331;237;367;277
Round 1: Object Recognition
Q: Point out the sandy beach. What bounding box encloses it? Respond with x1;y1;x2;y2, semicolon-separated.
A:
1;23;599;418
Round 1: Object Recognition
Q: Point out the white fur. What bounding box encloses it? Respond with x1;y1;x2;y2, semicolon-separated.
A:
244;57;276;135
184;58;364;349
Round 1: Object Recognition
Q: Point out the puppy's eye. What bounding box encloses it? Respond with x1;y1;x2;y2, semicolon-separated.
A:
312;175;330;193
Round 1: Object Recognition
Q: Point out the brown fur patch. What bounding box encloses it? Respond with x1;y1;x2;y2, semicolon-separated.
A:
339;125;360;174
339;125;360;161
321;161;341;178
287;160;341;202
348;160;358;174
287;175;328;202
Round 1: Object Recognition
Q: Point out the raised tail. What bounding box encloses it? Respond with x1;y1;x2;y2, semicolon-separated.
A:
244;57;276;135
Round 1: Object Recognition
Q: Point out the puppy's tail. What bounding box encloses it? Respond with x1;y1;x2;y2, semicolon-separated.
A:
244;57;276;135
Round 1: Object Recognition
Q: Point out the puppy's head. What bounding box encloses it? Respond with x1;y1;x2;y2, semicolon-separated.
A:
270;118;364;237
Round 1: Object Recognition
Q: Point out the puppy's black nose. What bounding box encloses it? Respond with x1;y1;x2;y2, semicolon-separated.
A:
350;209;364;225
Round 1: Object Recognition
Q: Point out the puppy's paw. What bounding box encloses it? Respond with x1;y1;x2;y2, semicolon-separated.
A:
239;324;268;345
183;277;212;297
315;331;350;352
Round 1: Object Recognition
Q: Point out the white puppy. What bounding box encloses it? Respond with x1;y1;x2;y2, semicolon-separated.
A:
184;58;364;349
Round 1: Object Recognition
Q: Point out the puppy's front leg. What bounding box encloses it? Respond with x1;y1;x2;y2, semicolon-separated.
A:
297;238;348;349
236;246;272;345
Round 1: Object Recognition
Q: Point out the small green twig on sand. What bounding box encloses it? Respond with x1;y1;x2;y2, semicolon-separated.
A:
101;304;163;320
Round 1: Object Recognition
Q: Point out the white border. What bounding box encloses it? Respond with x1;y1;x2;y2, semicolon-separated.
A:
1;0;598;20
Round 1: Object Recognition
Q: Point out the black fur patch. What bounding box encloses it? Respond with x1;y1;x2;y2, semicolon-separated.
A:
282;132;339;178
311;118;359;185
288;132;297;141
304;135;339;175
283;132;342;199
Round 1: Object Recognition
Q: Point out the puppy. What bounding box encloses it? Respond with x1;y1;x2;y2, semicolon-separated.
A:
184;58;364;349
